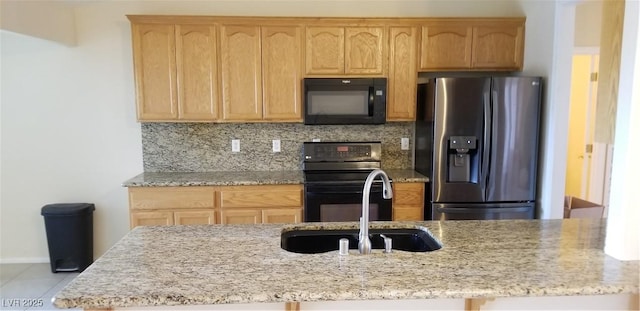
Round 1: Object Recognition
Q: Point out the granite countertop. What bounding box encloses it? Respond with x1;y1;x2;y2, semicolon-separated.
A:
122;169;428;187
53;219;638;309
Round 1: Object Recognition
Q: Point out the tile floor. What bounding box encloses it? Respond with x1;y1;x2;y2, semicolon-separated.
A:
0;263;79;311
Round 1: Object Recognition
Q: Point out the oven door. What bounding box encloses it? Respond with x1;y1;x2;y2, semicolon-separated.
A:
304;183;392;222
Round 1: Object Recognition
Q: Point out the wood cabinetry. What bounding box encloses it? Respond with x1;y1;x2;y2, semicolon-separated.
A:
128;185;303;228
128;186;217;228
392;182;425;221
174;210;216;225
131;23;218;121
218;185;303;224
387;26;418;121
261;26;303;121
419;19;524;71
129;16;526;123
220;25;262;121
420;22;472;70
305;26;385;75
130;211;175;227
220;25;303;122
471;21;524;70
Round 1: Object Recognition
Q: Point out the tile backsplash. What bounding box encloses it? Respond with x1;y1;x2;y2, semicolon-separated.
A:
142;122;414;172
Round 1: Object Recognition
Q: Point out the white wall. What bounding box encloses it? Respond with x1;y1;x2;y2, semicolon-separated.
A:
0;0;76;46
605;0;640;261
0;0;560;262
575;0;603;47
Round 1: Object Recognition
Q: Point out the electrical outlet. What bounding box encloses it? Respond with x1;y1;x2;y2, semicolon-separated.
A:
272;139;281;152
401;137;410;150
312;138;321;142
231;139;240;152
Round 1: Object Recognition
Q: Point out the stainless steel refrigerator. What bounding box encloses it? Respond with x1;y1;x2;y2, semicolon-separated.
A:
415;76;542;220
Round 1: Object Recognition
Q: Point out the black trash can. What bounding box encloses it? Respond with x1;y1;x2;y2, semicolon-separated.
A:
41;203;95;273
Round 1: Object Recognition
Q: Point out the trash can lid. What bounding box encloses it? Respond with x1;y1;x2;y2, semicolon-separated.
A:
41;203;95;216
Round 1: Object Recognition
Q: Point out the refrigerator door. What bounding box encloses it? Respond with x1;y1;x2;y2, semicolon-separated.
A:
432;203;535;220
432;77;490;203
487;77;542;202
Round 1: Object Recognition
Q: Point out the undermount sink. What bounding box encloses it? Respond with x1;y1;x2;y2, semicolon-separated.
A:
281;228;442;254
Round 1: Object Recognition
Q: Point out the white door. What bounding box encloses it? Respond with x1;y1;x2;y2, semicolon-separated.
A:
565;52;600;200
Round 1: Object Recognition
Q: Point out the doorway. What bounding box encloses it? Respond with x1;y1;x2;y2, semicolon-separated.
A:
565;51;607;205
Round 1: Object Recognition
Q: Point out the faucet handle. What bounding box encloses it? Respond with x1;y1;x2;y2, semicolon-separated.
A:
380;234;392;253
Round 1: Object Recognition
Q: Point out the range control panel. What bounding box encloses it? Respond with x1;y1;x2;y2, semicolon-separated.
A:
303;142;381;162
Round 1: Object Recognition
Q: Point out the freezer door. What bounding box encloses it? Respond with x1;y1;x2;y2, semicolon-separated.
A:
487;77;542;202
432;202;535;220
432;77;490;203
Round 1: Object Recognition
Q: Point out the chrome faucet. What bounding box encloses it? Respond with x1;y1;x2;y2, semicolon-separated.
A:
359;169;393;254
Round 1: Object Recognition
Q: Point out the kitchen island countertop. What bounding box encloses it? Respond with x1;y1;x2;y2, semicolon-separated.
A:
53;219;638;309
122;169;428;187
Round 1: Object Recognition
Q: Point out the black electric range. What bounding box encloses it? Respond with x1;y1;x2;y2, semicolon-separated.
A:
302;141;392;222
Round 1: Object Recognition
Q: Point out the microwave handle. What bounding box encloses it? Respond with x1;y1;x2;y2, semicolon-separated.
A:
368;87;374;116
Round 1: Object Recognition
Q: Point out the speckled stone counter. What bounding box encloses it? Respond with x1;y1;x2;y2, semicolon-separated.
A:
53;219;638;309
122;170;428;187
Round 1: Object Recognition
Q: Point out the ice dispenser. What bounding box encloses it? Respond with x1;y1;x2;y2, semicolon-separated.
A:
448;136;477;182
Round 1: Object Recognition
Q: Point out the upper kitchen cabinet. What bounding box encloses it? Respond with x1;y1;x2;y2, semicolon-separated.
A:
130;20;218;121
305;26;385;76
261;26;304;121
419;18;525;71
220;25;263;121
419;22;473;70
220;24;303;122
471;21;524;70
387;26;418;121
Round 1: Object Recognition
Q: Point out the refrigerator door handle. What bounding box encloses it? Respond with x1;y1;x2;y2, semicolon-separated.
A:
489;90;500;196
482;91;491;198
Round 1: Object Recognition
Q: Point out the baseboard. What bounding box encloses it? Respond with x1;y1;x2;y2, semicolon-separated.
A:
0;257;49;264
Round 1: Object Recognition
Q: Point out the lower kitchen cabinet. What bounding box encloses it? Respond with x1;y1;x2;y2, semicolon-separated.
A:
262;208;302;224
174;210;216;225
128;184;304;228
219;209;262;224
130;211;175;227
131;210;216;227
219;208;302;224
392;182;425;221
218;185;303;224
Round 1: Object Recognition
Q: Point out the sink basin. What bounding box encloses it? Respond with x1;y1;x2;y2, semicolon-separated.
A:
281;228;442;254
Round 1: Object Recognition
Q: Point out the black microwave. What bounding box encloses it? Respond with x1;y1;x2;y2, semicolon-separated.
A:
303;78;387;125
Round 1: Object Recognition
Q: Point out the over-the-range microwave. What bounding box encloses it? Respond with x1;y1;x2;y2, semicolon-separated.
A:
303;77;387;125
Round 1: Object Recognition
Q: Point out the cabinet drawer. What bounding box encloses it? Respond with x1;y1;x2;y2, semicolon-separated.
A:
129;187;215;210
219;185;303;208
393;183;425;205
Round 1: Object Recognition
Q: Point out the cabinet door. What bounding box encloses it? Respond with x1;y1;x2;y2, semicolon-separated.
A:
471;23;524;70
174;210;216;225
220;25;263;121
131;24;177;120
419;23;472;70
262;208;301;224
387;26;418;121
175;25;218;120
220;209;262;224
305;26;344;75
262;26;303;121
392;183;425;221
345;27;385;75
131;211;174;228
